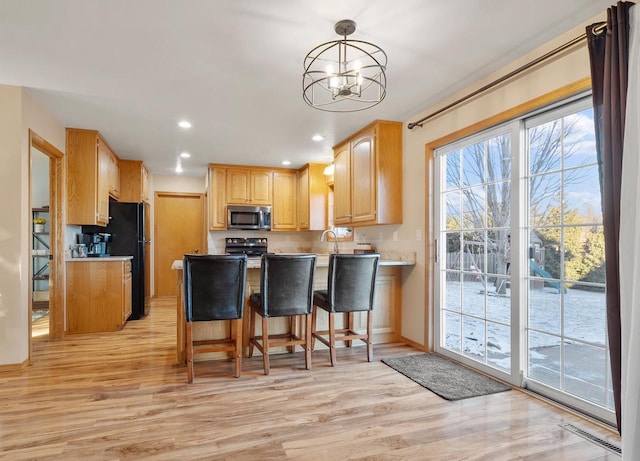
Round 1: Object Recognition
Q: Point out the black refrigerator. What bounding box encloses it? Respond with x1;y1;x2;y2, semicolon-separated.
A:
82;202;149;320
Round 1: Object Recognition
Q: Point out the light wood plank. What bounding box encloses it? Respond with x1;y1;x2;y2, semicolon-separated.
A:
0;297;619;460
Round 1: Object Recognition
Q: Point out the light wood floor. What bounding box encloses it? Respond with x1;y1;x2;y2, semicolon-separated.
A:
2;297;620;460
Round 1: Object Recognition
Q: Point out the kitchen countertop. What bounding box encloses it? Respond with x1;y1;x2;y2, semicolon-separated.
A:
171;254;415;270
67;256;133;262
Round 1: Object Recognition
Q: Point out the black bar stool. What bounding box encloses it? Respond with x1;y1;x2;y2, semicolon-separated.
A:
312;254;380;366
183;254;247;382
248;254;316;375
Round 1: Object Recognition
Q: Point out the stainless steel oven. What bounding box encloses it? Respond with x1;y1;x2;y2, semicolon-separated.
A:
227;205;271;231
225;237;268;258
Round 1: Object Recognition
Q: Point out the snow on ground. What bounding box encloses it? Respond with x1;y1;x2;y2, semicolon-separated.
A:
442;280;611;407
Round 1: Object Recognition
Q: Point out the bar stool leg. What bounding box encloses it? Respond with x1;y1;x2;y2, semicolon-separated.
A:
366;310;374;362
186;321;194;383
262;316;270;375
346;312;354;347
311;305;318;350
234;318;243;378
288;316;296;353
248;306;256;358
329;312;336;367
305;314;312;370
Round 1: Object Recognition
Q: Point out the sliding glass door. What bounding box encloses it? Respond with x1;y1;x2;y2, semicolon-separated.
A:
435;124;519;384
434;96;614;424
524;100;612;421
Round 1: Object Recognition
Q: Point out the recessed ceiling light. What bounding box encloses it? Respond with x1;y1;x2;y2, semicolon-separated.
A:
180;152;191;158
178;120;192;128
312;134;325;142
281;160;291;166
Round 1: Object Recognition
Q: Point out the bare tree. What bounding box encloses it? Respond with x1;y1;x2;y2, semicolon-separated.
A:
445;116;590;292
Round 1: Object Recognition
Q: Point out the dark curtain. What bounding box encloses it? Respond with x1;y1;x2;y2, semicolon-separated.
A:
586;1;633;434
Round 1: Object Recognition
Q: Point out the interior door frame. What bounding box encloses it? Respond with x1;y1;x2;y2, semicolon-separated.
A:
29;130;65;353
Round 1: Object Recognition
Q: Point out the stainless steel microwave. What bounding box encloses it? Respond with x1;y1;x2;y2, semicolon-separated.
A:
227;205;271;230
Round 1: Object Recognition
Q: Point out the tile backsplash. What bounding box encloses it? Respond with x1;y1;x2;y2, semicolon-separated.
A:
208;229;416;263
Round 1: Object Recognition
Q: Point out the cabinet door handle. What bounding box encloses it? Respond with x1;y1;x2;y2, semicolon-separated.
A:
194;249;199;254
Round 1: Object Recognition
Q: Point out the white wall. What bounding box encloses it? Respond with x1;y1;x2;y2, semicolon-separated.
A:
397;15;605;349
0;85;26;365
0;85;65;366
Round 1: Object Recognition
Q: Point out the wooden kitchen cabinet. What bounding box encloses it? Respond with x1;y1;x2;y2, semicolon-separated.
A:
208;166;227;229
107;148;120;199
118;160;150;203
272;171;297;230
333;142;351;225
297;163;328;230
66;259;132;334
225;168;272;205
332;120;403;226
67;128;116;226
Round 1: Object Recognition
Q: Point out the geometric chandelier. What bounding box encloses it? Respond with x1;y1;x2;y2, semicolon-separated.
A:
303;19;387;112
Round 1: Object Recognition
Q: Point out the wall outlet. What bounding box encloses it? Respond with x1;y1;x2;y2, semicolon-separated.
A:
416;229;422;241
393;231;398;241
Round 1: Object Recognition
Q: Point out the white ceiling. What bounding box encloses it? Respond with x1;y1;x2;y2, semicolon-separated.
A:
0;0;611;176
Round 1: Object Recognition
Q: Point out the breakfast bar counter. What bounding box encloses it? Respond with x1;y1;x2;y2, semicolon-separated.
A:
171;254;415;364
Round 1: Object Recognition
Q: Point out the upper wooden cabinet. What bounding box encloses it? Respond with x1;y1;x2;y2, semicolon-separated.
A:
332;120;403;226
67;128;117;226
225;168;272;205
333;142;352;226
107;149;120;199
119;160;150;203
272;171;297;230
208;166;226;230
298;163;328;230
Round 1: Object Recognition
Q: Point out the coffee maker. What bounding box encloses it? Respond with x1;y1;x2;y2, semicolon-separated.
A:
81;233;112;257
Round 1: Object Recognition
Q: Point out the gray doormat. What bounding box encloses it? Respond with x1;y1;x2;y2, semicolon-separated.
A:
382;353;511;401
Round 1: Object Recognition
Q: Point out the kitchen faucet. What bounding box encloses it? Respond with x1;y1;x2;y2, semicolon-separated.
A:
320;229;339;254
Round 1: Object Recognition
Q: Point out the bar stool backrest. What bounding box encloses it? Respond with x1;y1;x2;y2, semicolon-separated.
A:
258;254;316;318
184;254;247;322
327;254;380;313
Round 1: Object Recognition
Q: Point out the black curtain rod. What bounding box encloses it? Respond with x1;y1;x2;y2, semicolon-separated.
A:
407;23;606;130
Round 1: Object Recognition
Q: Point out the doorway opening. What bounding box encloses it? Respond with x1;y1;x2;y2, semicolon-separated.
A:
29;130;64;354
31;148;50;338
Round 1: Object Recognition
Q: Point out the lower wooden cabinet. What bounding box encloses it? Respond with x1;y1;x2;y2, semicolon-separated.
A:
66;259;132;334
